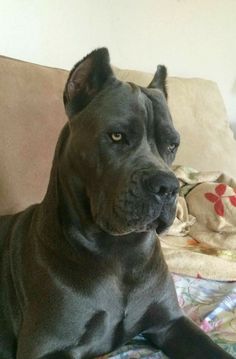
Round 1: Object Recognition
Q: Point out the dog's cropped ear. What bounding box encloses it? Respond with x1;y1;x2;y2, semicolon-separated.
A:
63;47;114;117
148;65;168;99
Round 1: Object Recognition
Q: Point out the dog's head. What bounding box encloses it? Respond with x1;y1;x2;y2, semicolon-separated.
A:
63;48;180;235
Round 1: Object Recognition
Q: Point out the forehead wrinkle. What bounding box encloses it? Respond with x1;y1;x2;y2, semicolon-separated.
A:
118;82;147;122
141;87;174;128
137;88;154;137
140;87;179;146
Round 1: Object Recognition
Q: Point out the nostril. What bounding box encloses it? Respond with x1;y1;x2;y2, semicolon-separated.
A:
157;185;178;199
143;171;179;199
158;185;170;197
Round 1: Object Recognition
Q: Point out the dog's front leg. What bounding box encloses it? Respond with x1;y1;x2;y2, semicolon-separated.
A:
144;315;234;359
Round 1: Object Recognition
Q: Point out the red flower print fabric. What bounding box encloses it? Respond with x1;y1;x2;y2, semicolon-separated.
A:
204;184;236;217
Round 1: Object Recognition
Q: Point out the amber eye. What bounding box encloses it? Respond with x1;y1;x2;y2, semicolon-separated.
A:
110;132;123;142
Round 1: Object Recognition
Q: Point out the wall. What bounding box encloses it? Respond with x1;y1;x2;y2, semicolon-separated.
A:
0;0;236;134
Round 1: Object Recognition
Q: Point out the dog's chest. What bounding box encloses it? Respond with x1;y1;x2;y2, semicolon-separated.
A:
51;269;155;356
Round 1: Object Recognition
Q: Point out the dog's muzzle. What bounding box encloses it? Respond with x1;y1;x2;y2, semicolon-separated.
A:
141;170;179;233
94;169;179;236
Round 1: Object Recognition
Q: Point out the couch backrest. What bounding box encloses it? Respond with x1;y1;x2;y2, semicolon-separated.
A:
0;56;68;214
1;56;236;215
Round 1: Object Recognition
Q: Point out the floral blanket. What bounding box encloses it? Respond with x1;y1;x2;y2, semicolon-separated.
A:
161;166;236;281
101;274;236;358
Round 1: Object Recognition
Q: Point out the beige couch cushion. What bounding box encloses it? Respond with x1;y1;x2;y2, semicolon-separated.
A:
0;56;68;214
114;66;236;179
0;57;236;215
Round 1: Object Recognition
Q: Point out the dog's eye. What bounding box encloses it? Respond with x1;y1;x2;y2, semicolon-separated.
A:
167;143;178;153
110;132;123;142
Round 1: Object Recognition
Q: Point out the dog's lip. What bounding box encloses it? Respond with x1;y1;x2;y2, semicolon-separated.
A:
96;194;177;236
143;198;176;234
98;215;171;236
156;220;170;234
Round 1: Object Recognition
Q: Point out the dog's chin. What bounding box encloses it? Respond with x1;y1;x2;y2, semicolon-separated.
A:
96;220;137;236
97;214;174;237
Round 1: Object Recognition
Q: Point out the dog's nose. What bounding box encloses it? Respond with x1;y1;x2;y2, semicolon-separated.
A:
143;171;179;200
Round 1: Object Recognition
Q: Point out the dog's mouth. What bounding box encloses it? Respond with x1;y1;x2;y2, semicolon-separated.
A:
136;204;176;235
147;211;175;235
95;197;177;236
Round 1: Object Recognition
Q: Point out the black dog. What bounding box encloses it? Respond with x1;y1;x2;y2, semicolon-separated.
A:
0;48;233;359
